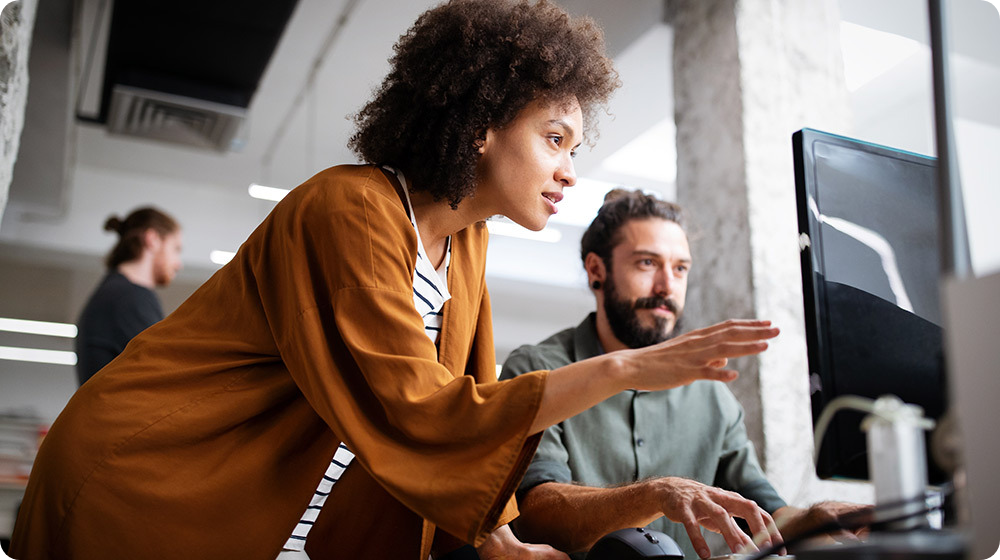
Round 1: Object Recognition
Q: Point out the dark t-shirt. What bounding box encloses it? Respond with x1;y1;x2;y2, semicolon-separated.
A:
75;271;163;385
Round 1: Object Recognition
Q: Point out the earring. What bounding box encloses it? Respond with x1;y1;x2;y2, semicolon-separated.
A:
591;280;602;290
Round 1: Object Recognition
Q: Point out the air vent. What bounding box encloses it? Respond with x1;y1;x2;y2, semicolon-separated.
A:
106;85;246;152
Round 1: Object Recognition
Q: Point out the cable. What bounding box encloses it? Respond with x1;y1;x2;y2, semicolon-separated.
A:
812;394;935;466
811;395;877;466
741;482;955;560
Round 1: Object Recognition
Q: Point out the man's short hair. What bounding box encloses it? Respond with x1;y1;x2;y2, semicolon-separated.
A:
350;0;620;209
580;189;685;268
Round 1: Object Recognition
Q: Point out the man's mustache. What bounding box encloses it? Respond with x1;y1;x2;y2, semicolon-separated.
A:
633;296;680;314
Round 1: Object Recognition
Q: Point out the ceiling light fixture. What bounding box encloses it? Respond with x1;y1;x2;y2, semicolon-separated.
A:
0;318;77;338
210;250;236;265
0;345;78;366
248;183;290;202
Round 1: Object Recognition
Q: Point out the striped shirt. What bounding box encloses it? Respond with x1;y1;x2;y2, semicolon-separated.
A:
282;168;451;553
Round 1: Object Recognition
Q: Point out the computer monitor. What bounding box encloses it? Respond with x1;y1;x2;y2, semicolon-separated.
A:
792;128;948;485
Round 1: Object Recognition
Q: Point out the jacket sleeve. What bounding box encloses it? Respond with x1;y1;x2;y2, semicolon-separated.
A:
501;347;574;500
250;166;547;545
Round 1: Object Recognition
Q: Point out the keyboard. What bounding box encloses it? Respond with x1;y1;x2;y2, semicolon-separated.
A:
707;555;792;560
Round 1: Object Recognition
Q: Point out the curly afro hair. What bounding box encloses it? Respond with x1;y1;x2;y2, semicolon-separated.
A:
350;0;620;208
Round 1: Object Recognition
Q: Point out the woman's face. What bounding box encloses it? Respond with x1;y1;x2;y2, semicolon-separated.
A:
476;97;582;231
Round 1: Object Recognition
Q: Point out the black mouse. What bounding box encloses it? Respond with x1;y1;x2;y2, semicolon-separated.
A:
586;527;685;560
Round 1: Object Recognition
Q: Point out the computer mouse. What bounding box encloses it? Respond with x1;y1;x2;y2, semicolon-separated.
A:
586;527;685;560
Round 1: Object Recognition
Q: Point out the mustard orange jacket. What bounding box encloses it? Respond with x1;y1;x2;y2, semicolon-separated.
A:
11;165;547;559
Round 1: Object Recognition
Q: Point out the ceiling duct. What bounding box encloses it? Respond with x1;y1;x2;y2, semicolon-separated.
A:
106;85;246;152
82;0;300;152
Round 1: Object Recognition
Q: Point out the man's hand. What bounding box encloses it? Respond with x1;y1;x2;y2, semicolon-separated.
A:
476;524;570;560
774;502;872;549
649;477;782;559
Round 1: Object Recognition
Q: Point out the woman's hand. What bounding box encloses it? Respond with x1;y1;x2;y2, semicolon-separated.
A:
529;319;779;436
476;524;569;560
619;319;780;391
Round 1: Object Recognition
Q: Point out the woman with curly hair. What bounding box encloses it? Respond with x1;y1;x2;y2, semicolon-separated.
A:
10;1;778;559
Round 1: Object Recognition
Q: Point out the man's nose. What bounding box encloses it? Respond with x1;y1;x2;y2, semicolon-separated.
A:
654;269;677;297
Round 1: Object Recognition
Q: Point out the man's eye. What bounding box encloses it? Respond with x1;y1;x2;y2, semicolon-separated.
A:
550;135;563;145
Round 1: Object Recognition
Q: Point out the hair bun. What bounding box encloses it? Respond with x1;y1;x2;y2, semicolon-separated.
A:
104;216;124;234
602;188;631;204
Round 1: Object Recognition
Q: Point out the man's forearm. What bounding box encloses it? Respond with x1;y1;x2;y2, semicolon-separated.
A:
516;477;782;559
515;481;663;553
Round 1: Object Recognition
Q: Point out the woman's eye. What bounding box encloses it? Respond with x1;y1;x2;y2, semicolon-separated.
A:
549;135;563;145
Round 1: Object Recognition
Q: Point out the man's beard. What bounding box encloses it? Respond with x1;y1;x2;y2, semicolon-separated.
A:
152;260;172;287
602;274;682;349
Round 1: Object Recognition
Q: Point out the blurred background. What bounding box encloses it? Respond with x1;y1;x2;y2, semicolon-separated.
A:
1;0;998;545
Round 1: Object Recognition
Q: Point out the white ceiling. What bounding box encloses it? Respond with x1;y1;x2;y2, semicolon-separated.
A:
2;0;998;303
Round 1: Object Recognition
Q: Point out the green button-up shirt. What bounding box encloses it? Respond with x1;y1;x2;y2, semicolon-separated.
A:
500;313;785;559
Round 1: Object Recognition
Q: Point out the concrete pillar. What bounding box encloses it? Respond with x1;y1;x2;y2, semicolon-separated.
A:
672;0;873;505
1;0;37;229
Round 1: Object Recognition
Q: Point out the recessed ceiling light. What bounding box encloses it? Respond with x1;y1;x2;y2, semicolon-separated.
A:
0;318;77;338
248;183;290;202
210;250;236;265
0;346;77;366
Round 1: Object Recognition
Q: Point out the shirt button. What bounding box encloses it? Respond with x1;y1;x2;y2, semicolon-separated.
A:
636;438;645;447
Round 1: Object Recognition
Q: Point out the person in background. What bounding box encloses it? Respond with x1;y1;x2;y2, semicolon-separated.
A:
75;207;183;385
11;2;780;559
501;189;867;559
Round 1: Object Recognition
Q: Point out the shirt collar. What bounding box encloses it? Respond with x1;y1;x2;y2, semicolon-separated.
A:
572;312;606;361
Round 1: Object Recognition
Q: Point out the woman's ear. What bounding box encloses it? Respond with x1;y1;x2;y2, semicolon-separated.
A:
477;128;493;155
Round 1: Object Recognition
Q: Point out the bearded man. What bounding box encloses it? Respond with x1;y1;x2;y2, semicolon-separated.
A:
501;189;864;560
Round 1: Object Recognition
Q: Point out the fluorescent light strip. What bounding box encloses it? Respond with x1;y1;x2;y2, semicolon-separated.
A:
0;318;77;338
486;221;562;243
0;346;78;366
249;183;290;202
210;250;236;265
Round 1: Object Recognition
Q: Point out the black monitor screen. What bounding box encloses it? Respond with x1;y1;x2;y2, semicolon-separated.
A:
792;128;947;484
